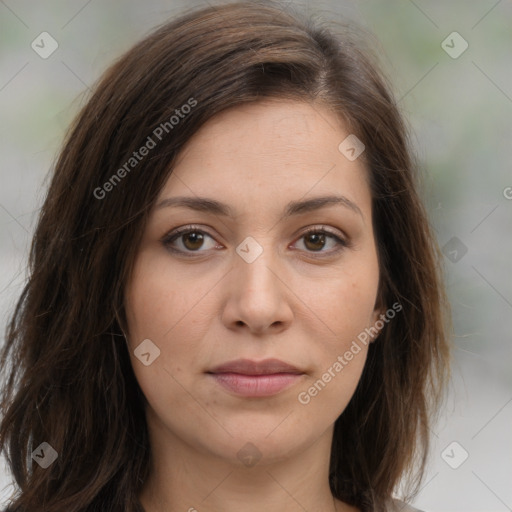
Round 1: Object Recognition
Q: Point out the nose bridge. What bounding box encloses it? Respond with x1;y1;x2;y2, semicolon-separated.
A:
234;234;278;290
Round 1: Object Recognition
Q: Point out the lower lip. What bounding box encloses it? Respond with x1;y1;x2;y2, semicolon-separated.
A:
209;372;303;397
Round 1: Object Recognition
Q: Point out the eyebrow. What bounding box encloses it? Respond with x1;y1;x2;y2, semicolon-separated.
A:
155;194;363;220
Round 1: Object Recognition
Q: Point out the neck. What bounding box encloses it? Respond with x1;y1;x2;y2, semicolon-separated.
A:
137;408;348;512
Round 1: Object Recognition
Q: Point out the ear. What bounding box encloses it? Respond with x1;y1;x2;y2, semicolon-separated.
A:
114;308;130;344
368;291;386;343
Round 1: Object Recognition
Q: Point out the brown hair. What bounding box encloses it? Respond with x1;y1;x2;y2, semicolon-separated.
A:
0;2;450;511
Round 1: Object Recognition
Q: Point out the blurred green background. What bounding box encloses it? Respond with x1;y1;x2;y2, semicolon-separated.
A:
1;1;511;510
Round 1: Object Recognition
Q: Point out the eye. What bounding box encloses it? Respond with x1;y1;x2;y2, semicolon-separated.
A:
161;224;349;257
292;226;349;256
162;225;220;254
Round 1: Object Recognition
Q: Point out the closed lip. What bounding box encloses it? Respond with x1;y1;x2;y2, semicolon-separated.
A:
207;358;304;375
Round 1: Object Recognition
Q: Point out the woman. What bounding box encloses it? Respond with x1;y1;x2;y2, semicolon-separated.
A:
0;2;451;511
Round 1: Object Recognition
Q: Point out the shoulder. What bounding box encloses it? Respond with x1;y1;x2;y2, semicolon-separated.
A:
388;498;426;512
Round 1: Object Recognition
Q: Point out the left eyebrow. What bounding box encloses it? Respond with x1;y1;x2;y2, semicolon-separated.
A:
280;195;363;220
155;194;363;220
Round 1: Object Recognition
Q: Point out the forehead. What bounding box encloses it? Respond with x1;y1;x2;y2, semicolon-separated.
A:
155;100;371;219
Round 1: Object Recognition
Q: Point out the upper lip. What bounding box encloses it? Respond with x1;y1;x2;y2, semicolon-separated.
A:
207;358;304;375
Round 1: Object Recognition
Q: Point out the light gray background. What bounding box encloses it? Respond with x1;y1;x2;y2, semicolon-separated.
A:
1;1;511;511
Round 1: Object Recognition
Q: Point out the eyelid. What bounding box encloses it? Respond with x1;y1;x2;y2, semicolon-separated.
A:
299;225;349;245
161;224;219;250
292;225;351;255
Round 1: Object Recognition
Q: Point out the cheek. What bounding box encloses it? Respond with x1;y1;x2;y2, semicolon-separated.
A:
304;251;380;341
124;249;218;389
307;274;377;325
125;249;199;341
124;253;201;413
295;275;375;420
307;277;374;377
296;249;379;405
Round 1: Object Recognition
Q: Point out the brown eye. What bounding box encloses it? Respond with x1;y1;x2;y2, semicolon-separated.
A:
162;227;219;254
294;228;349;256
303;232;327;251
181;231;205;250
162;225;348;258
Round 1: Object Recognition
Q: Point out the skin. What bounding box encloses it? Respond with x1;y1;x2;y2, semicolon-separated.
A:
124;100;383;512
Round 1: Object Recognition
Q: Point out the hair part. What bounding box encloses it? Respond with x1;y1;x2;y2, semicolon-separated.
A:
0;2;450;511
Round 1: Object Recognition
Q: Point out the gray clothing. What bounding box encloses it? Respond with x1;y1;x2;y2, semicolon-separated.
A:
389;498;425;512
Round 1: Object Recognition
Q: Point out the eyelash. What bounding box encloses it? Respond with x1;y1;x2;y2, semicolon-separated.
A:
161;224;350;258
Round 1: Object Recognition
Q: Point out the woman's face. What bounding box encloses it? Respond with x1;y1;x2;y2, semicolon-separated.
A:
124;100;382;467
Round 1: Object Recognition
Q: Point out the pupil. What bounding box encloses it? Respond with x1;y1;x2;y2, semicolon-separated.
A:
306;233;325;251
184;232;203;250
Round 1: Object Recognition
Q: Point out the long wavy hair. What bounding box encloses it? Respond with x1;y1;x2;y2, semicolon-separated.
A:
0;2;450;511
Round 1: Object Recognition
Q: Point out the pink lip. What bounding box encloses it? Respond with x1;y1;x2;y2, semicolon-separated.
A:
207;358;305;397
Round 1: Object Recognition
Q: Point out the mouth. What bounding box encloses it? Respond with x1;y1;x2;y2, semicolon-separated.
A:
206;358;306;397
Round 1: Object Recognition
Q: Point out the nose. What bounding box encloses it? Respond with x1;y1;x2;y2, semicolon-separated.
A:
221;240;293;335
